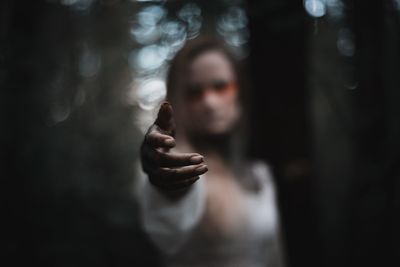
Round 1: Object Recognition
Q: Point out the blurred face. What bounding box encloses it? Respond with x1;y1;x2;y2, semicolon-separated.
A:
180;50;240;136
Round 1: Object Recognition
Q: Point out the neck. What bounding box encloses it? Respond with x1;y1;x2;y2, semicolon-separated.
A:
175;128;245;173
188;132;232;157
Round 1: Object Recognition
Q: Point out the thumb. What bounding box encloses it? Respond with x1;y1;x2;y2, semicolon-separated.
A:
155;101;176;136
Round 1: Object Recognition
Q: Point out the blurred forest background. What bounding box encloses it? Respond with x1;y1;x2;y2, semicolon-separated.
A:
2;0;400;267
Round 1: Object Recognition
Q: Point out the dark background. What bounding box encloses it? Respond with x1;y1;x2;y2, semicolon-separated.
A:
248;1;400;266
2;0;400;266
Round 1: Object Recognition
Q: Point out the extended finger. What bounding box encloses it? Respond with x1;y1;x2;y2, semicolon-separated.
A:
142;146;204;168
158;164;208;181
155;102;175;135
145;128;176;148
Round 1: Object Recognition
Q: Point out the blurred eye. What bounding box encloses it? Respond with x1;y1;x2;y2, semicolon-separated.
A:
185;85;203;101
213;80;230;92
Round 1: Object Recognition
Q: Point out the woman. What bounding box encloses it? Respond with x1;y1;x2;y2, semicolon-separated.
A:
136;37;285;267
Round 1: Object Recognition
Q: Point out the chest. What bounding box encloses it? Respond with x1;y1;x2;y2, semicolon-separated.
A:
199;174;278;240
200;175;248;236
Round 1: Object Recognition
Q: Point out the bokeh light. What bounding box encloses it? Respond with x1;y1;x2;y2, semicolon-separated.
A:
126;1;250;131
50;100;71;124
160;20;187;53
178;3;202;39
325;0;344;20
79;47;102;78
394;0;400;10
60;0;95;12
217;6;248;45
304;0;326;18
129;44;169;72
135;78;166;110
337;28;355;57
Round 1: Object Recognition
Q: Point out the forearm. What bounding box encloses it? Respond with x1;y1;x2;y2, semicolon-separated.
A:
136;172;206;255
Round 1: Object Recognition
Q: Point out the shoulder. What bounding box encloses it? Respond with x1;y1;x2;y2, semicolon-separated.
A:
238;159;276;193
248;160;275;186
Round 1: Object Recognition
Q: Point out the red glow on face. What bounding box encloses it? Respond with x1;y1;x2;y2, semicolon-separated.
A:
185;80;238;102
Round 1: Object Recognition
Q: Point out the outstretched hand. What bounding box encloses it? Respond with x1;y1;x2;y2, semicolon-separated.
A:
140;102;208;192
